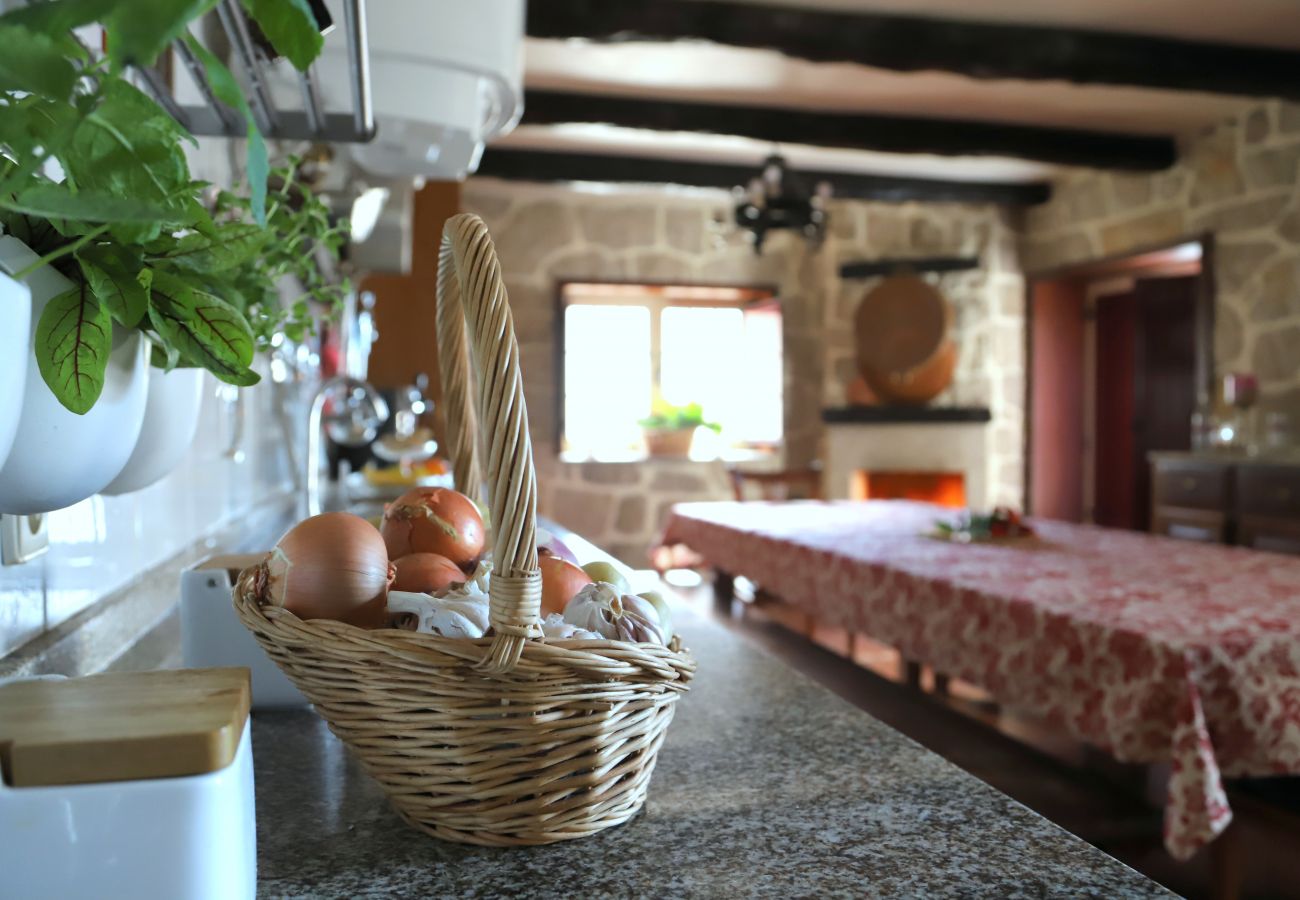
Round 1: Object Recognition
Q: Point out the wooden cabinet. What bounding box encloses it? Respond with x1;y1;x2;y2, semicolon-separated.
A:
1236;465;1300;553
1151;506;1228;543
1149;455;1300;554
1152;460;1231;510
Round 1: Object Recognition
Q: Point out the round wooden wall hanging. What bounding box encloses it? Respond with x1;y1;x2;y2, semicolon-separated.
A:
854;273;957;405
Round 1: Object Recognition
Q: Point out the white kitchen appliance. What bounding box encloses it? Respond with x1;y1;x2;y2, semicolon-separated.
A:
314;0;525;180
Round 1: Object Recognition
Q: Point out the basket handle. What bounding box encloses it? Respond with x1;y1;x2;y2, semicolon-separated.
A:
435;242;483;502
436;214;541;674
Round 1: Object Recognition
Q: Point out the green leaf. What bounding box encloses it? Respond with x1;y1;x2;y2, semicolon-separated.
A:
0;25;78;99
199;274;253;321
1;184;176;223
62;81;196;242
34;282;111;414
148;222;267;273
103;0;219;68
182;34;267;224
239;0;323;70
0;98;81;195
150;340;182;371
149;270;260;385
0;0;118;34
180;193;219;237
0;208;64;255
77;244;148;327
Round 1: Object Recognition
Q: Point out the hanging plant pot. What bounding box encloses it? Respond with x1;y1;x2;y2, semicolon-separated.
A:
0;265;31;471
101;367;206;496
0;237;150;515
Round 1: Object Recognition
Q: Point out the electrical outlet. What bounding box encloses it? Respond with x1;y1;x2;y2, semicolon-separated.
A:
1;513;49;565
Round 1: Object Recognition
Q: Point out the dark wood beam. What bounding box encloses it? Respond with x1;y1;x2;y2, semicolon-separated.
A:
523;89;1175;171
840;257;980;279
474;148;1051;206
527;0;1300;101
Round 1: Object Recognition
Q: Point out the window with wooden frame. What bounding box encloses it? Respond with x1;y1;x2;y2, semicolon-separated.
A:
558;282;783;461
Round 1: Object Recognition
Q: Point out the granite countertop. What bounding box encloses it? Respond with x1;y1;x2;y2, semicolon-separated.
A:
250;607;1171;899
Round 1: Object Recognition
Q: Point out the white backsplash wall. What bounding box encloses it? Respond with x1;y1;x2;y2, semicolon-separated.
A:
0;138;299;661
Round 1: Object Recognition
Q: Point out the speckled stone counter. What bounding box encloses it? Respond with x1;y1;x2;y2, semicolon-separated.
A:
250;607;1171;899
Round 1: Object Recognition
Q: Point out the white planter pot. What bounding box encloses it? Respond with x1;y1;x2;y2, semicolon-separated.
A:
0;268;31;470
0;236;150;515
102;367;206;496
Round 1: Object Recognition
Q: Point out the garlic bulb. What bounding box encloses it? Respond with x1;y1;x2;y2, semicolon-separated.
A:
562;582;665;644
385;590;490;639
541;612;602;641
444;557;492;600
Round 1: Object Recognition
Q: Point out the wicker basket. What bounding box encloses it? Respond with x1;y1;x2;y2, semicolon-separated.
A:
234;214;695;846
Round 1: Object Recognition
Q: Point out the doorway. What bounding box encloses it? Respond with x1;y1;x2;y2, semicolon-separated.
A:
1026;239;1213;529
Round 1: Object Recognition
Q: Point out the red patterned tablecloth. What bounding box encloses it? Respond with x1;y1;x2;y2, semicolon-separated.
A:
660;500;1300;859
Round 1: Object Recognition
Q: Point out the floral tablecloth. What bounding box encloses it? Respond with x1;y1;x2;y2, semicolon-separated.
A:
660;500;1300;859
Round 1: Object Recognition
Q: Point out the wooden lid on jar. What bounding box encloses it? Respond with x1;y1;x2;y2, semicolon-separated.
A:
0;667;250;787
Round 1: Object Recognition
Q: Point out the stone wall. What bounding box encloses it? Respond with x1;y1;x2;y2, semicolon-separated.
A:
461;180;1025;562
1021;99;1300;414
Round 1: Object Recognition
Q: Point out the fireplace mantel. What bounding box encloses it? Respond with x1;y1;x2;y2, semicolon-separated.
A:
822;406;991;424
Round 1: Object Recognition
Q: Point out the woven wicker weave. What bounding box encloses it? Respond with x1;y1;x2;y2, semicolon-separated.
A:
235;214;695;846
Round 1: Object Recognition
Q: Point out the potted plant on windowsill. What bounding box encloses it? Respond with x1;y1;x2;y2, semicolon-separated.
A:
0;0;341;512
639;400;721;459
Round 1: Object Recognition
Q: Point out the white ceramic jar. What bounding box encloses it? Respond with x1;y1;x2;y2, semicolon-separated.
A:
0;715;257;900
0;260;31;470
102;366;206;495
0;235;150;515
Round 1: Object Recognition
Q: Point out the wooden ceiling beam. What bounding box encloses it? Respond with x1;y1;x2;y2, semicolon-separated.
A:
473;148;1051;206
526;0;1300;100
522;89;1176;171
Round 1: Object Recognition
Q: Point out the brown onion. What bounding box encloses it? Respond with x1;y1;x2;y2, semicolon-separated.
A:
540;555;592;617
392;552;465;594
380;487;485;570
266;512;395;628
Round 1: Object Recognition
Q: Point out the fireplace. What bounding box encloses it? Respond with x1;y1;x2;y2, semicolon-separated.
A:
852;470;966;507
822;406;991;508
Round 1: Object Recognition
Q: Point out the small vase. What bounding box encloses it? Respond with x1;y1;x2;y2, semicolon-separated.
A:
0;236;150;514
643;427;696;458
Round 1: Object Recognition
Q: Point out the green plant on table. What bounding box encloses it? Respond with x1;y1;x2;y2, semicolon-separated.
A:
0;0;343;414
638;399;722;433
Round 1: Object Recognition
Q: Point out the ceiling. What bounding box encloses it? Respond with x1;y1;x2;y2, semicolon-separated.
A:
716;0;1300;50
488;0;1296;191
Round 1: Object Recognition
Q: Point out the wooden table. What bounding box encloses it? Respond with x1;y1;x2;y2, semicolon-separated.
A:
661;499;1300;863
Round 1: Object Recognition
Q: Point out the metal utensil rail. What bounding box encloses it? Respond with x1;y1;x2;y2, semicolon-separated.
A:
135;0;375;144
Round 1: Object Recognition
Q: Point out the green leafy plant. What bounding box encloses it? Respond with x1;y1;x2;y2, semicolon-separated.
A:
0;0;343;414
639;400;722;434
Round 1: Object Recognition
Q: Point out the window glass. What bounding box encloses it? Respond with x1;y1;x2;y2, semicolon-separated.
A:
560;289;782;460
563;304;652;459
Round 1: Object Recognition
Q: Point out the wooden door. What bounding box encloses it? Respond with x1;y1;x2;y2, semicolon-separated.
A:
1133;277;1197;531
1092;277;1197;530
1092;292;1138;528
